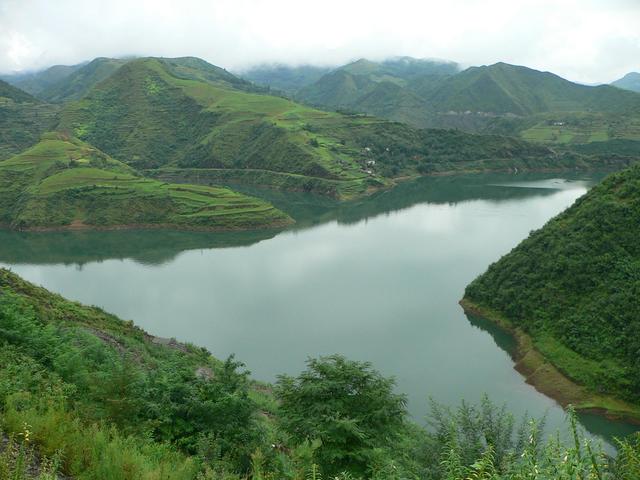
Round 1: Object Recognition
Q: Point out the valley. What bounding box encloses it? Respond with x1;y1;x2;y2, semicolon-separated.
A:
1;39;640;478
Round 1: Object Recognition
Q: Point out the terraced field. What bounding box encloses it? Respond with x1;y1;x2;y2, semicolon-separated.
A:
0;133;292;230
520;112;640;144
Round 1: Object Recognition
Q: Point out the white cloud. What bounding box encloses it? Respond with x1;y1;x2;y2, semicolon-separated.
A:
0;0;638;83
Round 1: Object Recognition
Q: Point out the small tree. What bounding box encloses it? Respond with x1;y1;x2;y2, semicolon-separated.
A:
275;355;407;476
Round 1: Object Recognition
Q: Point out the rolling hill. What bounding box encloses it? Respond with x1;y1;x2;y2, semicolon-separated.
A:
463;164;640;413
0;132;291;230
612;72;640;93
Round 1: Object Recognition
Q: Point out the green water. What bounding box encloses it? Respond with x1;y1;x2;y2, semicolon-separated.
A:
1;172;637;450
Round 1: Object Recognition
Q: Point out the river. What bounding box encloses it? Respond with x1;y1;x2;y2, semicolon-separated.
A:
1;172;637;451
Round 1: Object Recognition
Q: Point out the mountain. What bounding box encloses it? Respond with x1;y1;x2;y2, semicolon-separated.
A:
427;62;640;115
612;72;640;93
295;61;640;150
0;79;41;104
1;63;84;97
296;57;459;112
37;57;129;102
0;79;59;160
57;56;590;199
239;63;333;95
0;132;291;230
464;164;640;411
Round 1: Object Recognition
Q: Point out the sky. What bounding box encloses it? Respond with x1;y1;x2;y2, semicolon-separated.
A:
0;0;639;83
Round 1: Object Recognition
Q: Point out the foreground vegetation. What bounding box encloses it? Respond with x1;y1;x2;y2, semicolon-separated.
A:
0;133;292;230
464;163;640;416
0;268;638;479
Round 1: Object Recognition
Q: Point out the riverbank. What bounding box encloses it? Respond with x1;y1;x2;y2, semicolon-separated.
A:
1;216;294;233
460;298;640;425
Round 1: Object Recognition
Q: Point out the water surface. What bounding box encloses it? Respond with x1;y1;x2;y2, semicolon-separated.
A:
2;172;637;450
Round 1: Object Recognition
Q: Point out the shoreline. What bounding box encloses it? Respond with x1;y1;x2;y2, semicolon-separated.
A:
459;298;640;426
0;217;294;234
150;162;629;201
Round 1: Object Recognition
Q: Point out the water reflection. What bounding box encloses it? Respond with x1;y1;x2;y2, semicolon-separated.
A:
0;172;606;267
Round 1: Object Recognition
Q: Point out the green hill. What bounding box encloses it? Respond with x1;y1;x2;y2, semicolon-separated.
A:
38;57;128;103
426;62;640;115
293;61;640;149
612;72;640;93
0;79;59;160
464;164;640;415
0;79;41;104
295;57;458;111
0;132;291;230
56;56;605;199
1;63;85;97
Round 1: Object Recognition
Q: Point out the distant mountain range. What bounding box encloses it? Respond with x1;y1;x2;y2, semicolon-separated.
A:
238;58;640;149
612;72;640;93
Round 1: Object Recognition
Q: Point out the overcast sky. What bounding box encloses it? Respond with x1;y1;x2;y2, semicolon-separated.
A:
1;0;639;83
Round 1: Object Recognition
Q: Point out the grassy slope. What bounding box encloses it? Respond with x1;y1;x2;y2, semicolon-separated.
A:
464;165;640;414
0;133;291;230
0;80;59;161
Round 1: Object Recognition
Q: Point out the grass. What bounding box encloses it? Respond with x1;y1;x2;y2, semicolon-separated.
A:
0;132;293;230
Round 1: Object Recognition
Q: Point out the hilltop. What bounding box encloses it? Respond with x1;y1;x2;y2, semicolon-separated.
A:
294;57;459;126
0;132;291;230
36;57;129;103
463;164;640;418
612;72;640;93
426;62;640;115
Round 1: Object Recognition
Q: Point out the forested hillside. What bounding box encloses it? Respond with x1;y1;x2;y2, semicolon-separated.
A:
465;164;640;407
